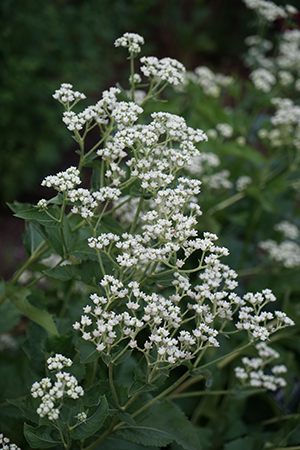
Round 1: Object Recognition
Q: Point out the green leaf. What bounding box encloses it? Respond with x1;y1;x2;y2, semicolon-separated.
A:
70;239;98;261
69;396;108;440
101;215;125;235
22;222;45;257
9;397;40;425
7;201;33;214
116;400;201;450
148;271;175;286
76;338;98;364
45;215;73;256
44;260;101;283
99;437;157;450
5;284;59;336
224;436;257;450
14;207;62;228
91;161;102;191
0;297;21;333
222;142;266;164
24;424;62;448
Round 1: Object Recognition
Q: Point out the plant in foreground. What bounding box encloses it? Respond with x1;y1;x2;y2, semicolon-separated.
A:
0;27;297;450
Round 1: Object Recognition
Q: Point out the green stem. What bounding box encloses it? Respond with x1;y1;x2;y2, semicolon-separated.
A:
109;362;122;410
129;196;144;234
207;192;244;216
169;374;205;397
169;388;265;399
130;369;190;420
10;242;50;285
130;55;135;102
56;420;68;449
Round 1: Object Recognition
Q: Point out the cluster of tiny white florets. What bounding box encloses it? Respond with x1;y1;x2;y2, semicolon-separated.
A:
202;170;233;190
140;56;186;86
258;97;300;150
274;220;299;240
41;166;81;192
250;68;276;93
235;342;288;391
52;83;86;108
186;66;233;97
259;220;300;268
111;101;143;129
236;290;294;340
31;354;84;421
186;152;220;176
242;0;288;22
68;187;121;218
73;272;224;366
114;32;145;55
259;220;300;267
236;175;252;191
0;434;21;450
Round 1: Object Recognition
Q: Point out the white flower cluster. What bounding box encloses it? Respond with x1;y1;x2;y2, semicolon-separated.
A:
236;175;252;191
235;342;287;391
250;68;276;93
188;66;233;97
259;220;300;268
242;0;287;22
53;83;86;107
140;56;186;86
31;354;84;421
68;187;121;218
236;290;294;340
274;220;299;240
74;272;223;366
0;434;21;450
111;101;143;129
202;170;233;190
41;166;81;192
114;32;145;54
75;247;294;367
186;152;220;176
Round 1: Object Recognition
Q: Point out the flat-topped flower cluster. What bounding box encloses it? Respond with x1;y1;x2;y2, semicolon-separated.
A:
31;354;84;421
35;31;295;396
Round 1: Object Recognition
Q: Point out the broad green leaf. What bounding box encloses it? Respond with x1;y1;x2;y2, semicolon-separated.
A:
101;215;125;235
43;334;74;358
7;201;33;214
116;400;201;450
0;297;20;333
9;397;40;425
22;322;48;374
24;424;62;448
76;338;98;363
222;142;265;164
224;436;257;450
69;396;108;440
45;215;73;256
14;207;62;228
69;239;98;261
100;437;157;450
5;284;58;336
148;271;175;286
22;222;44;257
91;161;102;191
45;260;101;283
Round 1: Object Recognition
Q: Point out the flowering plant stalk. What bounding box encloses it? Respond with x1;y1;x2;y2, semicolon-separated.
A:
0;29;296;450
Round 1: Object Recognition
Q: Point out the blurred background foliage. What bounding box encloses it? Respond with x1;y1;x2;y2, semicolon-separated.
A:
0;0;251;206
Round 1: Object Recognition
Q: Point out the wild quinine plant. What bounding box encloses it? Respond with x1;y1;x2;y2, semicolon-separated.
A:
0;31;295;450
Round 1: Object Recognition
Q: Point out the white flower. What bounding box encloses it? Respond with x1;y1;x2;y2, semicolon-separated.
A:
115;33;145;54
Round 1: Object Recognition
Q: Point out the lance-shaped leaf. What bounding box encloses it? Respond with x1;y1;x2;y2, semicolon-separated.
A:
69;396;109;440
5;283;59;336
